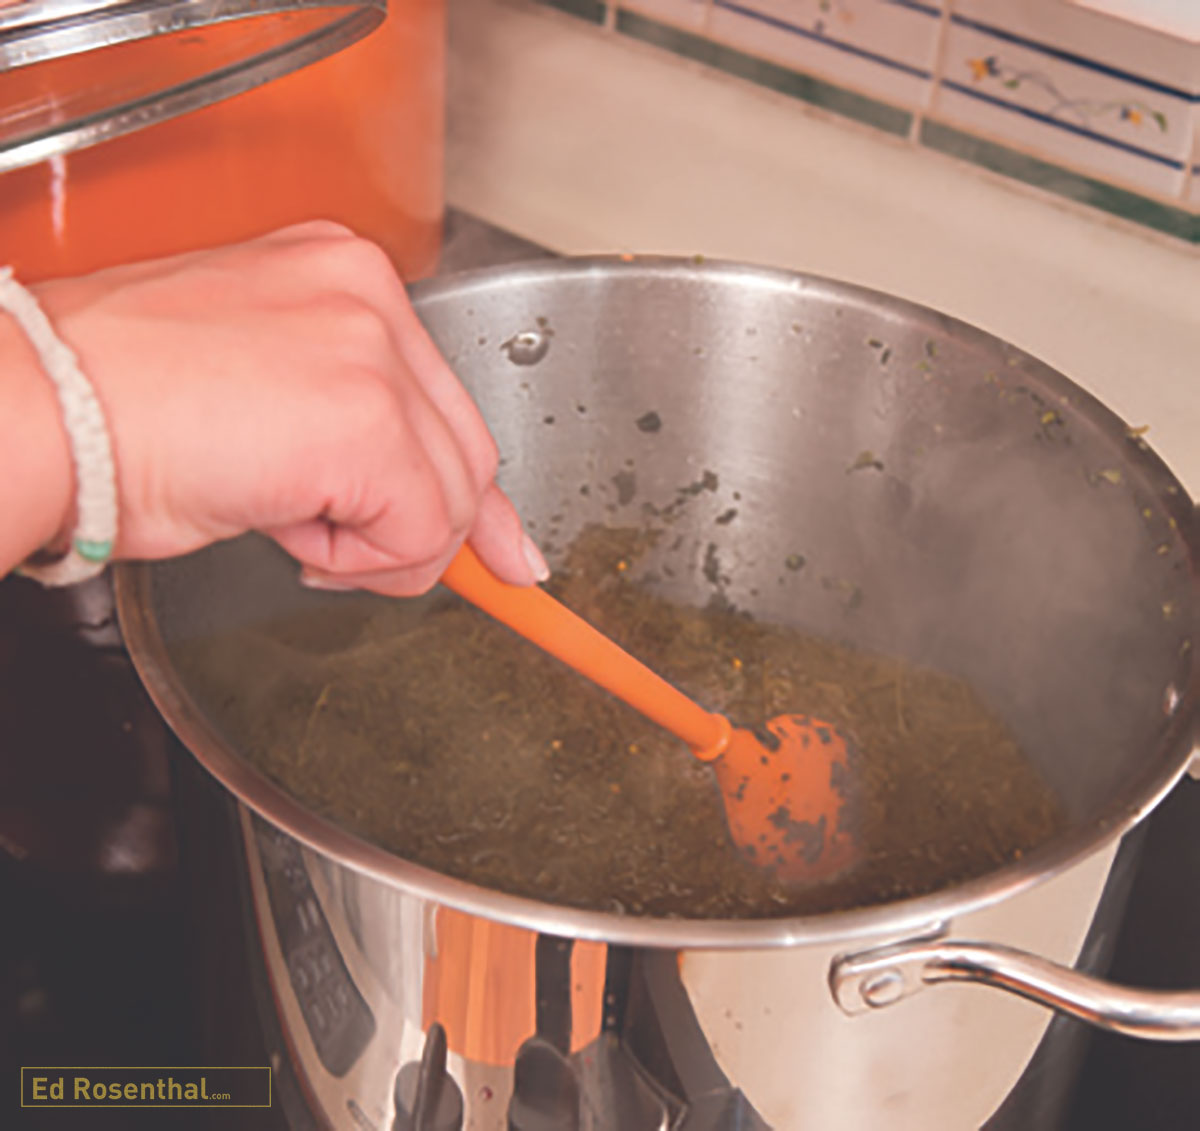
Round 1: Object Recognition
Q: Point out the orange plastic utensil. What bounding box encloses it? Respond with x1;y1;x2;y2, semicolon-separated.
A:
442;544;858;883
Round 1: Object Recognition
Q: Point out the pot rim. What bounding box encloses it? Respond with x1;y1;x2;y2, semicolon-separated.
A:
115;255;1200;950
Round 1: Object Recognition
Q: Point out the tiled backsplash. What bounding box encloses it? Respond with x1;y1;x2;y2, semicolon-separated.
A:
529;0;1199;241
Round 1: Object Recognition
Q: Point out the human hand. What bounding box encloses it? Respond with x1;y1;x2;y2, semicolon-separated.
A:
24;221;547;594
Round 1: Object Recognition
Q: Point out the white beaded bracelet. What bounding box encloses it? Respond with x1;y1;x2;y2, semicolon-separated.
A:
1;266;118;587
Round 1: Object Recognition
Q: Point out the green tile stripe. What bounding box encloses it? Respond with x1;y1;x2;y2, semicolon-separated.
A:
921;120;1199;244
614;9;912;138
537;0;606;24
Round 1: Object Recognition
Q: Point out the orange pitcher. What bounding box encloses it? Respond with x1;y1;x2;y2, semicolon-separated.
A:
0;0;446;281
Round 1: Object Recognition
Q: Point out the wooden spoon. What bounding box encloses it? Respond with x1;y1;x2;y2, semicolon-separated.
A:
442;544;858;883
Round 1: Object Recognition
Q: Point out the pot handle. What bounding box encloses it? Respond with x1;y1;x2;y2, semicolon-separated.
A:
830;938;1200;1041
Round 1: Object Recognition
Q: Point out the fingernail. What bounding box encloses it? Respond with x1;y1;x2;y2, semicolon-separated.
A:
299;570;355;592
521;534;551;583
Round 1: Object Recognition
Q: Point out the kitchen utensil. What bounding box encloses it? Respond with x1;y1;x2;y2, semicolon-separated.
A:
442;542;856;881
116;257;1198;1131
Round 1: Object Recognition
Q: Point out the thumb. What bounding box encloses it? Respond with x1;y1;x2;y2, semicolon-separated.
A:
468;484;549;586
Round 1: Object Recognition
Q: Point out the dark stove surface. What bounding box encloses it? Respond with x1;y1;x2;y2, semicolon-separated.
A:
1;211;1197;1131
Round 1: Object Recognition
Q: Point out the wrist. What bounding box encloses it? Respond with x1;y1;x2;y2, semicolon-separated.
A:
1;308;75;574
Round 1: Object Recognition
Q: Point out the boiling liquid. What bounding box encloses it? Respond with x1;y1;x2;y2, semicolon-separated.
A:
180;526;1067;920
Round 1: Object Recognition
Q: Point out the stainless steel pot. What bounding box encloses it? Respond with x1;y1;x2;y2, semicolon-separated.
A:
116;258;1199;1130
0;0;384;173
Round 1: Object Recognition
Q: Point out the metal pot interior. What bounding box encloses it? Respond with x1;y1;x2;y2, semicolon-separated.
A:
117;258;1197;943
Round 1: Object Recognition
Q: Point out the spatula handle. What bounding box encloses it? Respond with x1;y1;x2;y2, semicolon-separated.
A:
442;544;729;758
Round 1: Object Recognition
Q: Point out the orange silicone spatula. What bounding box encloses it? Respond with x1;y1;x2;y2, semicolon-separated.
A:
442;544;858;883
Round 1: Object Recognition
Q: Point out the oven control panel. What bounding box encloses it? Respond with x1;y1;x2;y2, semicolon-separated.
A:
252;814;375;1077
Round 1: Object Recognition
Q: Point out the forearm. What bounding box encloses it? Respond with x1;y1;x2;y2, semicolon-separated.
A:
0;311;73;576
0;225;541;595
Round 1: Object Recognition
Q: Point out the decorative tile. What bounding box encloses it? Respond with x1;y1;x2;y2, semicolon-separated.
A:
705;0;945;112
920;119;1199;241
951;0;1197;90
617;0;709;33
932;10;1193;199
615;9;913;134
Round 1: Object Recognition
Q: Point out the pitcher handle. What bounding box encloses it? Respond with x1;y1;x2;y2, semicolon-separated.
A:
830;938;1200;1041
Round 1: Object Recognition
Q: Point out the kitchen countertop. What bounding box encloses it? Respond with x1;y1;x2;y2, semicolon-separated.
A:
445;0;1198;499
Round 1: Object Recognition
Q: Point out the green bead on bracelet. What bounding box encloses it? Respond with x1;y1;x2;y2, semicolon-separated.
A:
74;537;114;564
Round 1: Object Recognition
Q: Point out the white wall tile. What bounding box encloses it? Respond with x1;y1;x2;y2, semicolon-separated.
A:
933;90;1183;198
1065;0;1200;43
951;0;1197;91
932;10;1192;198
706;0;945;109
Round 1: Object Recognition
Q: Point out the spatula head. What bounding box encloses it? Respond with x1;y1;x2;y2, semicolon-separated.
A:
713;714;859;883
